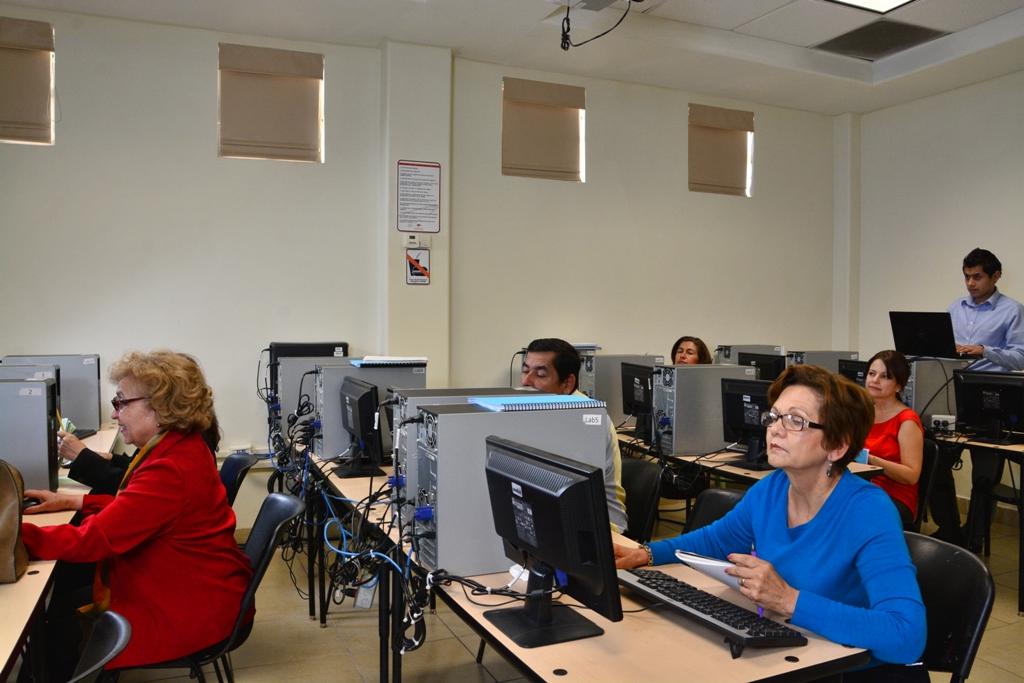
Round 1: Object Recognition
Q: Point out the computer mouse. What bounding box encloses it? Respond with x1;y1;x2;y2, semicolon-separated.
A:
22;497;42;511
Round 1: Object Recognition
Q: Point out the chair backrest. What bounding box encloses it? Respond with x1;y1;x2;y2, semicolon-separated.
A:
684;488;744;533
219;452;260;506
67;610;132;682
904;531;994;682
909;438;939;531
214;493;305;657
621;458;662;542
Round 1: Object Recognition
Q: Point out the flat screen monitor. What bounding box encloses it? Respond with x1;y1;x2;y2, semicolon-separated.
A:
837;359;869;387
721;378;774;470
483;436;622;648
620;362;654;442
953;370;1024;444
736;352;787;382
337;376;385;477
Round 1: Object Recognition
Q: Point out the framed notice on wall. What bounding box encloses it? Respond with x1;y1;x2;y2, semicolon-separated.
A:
397;160;441;233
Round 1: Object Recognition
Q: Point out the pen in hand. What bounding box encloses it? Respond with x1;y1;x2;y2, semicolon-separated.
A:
751;543;764;618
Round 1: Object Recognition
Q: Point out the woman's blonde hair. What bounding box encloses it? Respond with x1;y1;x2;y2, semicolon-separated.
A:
110;351;214;434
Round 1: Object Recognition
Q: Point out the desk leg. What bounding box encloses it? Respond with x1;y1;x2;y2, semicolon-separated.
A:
1018;490;1023;616
318;500;329;627
306;490;317;621
379;567;391;683
391;553;403;683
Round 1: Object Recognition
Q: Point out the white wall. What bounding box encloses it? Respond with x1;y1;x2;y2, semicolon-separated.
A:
859;68;1024;495
859;69;1024;355
0;6;383;449
450;60;837;387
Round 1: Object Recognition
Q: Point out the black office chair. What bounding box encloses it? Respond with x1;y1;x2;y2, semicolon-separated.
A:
219;452;260;506
67;611;131;683
904;531;994;683
656;460;709;530
106;493;305;683
621;457;663;543
684;487;745;533
907;438;940;532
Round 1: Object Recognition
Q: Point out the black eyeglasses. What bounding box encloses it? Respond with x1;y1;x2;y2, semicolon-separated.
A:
760;409;825;432
111;396;149;411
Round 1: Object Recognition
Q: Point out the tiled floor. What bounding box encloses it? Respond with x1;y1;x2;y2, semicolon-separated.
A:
16;516;1021;682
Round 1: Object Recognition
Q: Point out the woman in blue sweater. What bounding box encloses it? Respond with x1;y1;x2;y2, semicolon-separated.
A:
615;365;927;678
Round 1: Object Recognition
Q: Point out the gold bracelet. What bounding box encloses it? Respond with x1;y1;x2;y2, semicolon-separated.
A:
641;543;654;566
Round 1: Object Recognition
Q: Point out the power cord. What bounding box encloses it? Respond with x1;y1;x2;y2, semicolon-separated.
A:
561;0;634;51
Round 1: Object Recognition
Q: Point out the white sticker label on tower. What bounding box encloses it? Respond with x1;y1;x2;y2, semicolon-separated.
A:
19;387;42;397
583;414;603;426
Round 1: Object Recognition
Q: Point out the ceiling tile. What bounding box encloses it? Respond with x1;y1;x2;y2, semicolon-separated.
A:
640;0;793;30
735;0;879;46
888;0;1024;32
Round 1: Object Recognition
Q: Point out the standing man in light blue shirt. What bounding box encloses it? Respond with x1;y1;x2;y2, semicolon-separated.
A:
948;248;1024;371
948;248;1024;551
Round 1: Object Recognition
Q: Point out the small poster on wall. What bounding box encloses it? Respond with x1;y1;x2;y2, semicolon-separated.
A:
405;248;430;285
397;160;441;233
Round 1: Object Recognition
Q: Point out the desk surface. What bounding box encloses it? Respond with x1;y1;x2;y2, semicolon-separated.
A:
311;459;870;682
441;559;869;683
676;450;882;481
936;435;1024;454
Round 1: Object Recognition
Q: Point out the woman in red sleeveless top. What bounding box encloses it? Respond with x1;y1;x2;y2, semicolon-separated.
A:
863;350;924;527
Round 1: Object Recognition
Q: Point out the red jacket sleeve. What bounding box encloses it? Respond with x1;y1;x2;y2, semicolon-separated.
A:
22;455;189;563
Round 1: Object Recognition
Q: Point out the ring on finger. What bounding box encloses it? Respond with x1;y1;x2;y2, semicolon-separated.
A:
739;577;745;588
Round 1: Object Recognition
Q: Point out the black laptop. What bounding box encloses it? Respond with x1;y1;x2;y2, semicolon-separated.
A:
889;312;960;359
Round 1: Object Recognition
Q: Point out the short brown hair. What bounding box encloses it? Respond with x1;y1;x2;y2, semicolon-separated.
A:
110;351;215;434
768;365;874;473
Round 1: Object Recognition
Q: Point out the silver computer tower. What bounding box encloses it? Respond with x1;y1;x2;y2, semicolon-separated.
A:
714;345;785;365
0;379;59;490
653;364;757;456
413;402;609;576
2;354;100;432
904;358;972;426
389;386;544;520
787;351;860;373
315;360;427;461
0;364;61;415
584;354;665;424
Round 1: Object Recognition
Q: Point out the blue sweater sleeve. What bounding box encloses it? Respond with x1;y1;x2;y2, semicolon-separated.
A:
791;500;926;665
648;481;758;565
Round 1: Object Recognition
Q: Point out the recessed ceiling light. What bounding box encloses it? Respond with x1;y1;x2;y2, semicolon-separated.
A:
824;0;917;13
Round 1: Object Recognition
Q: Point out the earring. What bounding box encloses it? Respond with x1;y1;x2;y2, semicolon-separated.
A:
826;461;834;478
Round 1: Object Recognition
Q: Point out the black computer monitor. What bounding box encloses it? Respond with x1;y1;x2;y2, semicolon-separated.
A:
837;359;869;387
483;436;623;648
620;362;654;442
953;370;1024;444
721;378;774;470
736;352;787;382
336;376;386;477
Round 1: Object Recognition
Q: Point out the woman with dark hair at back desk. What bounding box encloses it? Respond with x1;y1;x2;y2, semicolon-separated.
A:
671;336;712;365
615;365;926;680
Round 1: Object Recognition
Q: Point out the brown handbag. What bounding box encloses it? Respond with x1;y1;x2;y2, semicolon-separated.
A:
0;459;29;583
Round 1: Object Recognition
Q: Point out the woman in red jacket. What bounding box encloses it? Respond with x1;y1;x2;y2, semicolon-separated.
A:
23;351;252;677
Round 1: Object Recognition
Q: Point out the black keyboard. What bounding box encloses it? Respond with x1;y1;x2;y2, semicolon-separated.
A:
618;568;807;658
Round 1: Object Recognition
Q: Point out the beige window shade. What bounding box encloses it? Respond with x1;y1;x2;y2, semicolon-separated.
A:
0;17;54;145
502;77;585;182
688;103;754;197
218;43;324;162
